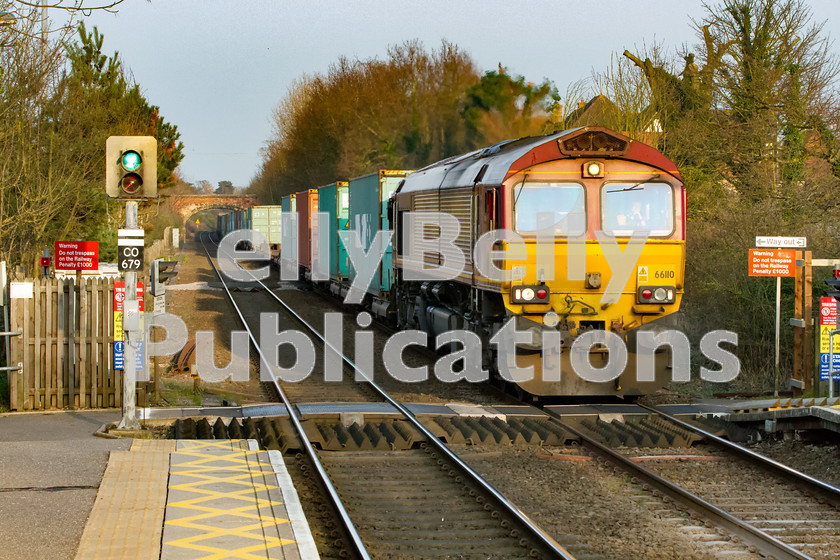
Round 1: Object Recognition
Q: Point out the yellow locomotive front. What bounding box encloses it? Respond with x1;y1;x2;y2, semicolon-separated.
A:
394;127;685;397
496;135;685;396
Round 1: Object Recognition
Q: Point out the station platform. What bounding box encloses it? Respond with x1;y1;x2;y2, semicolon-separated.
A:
75;439;318;560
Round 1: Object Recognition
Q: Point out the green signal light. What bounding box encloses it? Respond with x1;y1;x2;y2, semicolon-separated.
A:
121;150;142;171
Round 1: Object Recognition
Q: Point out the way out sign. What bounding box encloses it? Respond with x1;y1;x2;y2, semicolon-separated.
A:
748;249;797;277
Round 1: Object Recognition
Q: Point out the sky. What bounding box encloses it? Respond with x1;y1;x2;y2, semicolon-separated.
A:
75;0;840;188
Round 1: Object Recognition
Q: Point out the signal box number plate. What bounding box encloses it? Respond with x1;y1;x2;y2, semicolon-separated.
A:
118;246;144;271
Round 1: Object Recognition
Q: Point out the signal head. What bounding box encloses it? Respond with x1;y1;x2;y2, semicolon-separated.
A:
120;150;142;172
106;136;157;199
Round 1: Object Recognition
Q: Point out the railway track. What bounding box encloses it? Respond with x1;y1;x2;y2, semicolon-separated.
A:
196;232;576;559
191;233;840;558
543;406;840;560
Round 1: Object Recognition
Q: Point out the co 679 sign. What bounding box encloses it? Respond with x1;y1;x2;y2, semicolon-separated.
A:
117;229;144;271
118;245;143;271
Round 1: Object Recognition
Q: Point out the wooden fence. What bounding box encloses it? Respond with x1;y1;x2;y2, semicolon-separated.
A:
7;277;145;410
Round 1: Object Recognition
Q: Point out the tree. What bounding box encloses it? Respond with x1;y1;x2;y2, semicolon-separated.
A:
49;23;184;259
252;40;480;200
56;23;184;189
216;180;234;194
195;180;214;194
620;0;840;384
0;16;185;267
462;65;559;143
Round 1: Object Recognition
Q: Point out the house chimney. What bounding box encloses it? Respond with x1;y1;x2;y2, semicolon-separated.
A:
578;99;587;109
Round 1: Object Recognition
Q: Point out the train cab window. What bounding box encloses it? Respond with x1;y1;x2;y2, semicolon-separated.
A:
601;183;674;237
513;182;586;235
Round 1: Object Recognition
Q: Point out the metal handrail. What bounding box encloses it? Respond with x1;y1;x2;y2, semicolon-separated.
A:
1;332;21;371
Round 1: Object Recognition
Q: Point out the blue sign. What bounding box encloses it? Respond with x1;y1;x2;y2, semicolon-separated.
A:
819;351;840;381
113;340;144;371
113;341;124;370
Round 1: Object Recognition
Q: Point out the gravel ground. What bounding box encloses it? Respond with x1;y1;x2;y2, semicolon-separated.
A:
455;445;744;560
747;438;840;487
637;444;840;559
161;241;271;405
168;239;517;407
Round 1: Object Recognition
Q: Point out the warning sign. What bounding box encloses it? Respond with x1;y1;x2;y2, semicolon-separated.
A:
54;241;99;271
819;297;840;380
748;249;796;277
113;281;144;370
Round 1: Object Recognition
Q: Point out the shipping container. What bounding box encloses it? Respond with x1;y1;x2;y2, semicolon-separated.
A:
347;170;411;297
217;211;233;238
249;205;282;247
296;189;318;270
318;182;350;283
280;194;297;266
268;206;282;247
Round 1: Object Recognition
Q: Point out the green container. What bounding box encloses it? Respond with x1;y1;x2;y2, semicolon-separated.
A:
347;170;410;296
269;206;283;226
317;182;352;281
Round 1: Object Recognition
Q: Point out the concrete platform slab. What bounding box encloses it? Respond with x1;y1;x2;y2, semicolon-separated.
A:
161;439;317;560
74;441;173;559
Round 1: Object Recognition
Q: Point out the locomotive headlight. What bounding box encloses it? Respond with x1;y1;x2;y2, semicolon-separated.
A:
637;286;676;304
511;285;550;304
582;160;604;178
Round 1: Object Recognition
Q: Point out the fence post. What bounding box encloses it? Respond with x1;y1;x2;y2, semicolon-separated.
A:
57;280;66;408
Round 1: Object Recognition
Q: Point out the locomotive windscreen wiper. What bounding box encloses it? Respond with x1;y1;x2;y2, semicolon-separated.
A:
606;173;661;193
513;174;530;206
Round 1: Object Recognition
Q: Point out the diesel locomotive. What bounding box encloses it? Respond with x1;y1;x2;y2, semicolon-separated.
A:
275;126;686;397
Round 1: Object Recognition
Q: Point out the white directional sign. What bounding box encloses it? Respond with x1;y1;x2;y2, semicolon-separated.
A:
755;236;807;248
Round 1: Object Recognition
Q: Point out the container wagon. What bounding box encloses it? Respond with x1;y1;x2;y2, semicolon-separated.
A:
347;170;411;316
317;181;350;296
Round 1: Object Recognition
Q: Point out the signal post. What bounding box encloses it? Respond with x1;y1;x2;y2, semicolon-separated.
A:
106;136;157;430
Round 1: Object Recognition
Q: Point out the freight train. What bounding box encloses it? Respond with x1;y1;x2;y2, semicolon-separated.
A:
222;127;686;397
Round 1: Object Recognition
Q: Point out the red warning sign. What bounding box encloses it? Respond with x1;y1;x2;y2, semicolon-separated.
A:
54;241;99;271
748;249;796;277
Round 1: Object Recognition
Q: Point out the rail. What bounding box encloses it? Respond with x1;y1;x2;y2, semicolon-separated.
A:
197;233;372;560
541;407;812;560
207;232;576;560
641;403;840;508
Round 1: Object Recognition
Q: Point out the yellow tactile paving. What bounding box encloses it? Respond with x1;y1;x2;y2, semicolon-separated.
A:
131;439;178;453
75;447;171;560
161;440;300;560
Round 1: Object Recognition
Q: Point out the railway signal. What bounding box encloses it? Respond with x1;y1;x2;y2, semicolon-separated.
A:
825;268;840;302
151;258;178;296
105;136;157;198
